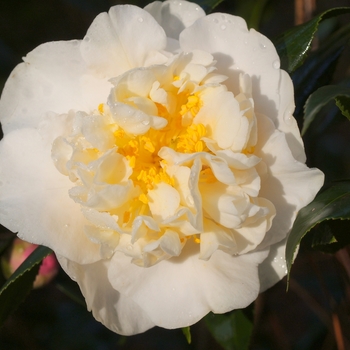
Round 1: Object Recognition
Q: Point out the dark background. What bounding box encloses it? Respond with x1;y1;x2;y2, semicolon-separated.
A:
1;0;350;349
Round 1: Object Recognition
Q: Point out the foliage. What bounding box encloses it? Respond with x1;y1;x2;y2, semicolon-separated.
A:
0;246;52;325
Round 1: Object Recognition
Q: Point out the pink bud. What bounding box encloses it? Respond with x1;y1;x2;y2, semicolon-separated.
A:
1;238;59;289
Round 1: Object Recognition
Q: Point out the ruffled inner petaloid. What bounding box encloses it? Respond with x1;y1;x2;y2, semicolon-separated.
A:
52;50;275;267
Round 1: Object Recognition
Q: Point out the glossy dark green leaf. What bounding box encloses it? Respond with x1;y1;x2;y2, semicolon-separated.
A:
274;7;350;73
309;220;350;253
205;310;253;350
182;326;191;344
335;95;350;120
302;85;350;134
195;0;223;12
0;245;52;325
292;23;350;123
234;0;270;30
286;181;350;275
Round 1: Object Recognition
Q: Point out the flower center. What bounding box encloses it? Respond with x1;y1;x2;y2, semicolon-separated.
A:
99;89;208;204
51;51;275;266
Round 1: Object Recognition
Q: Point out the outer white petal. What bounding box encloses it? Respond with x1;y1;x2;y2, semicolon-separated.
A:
275;71;306;162
179;13;305;161
108;242;268;328
58;256;155;335
0;41;111;134
145;0;205;39
258;238;288;292
0;128;100;264
256;114;324;248
81;5;168;78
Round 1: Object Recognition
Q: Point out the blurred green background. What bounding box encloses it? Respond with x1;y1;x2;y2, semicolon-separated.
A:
1;0;350;349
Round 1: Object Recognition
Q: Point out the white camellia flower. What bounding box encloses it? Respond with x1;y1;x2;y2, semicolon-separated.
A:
0;0;324;335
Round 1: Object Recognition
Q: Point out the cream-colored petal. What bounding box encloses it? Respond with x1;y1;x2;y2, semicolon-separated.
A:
70;182;134;211
108;242;268;328
258;238;288;292
148;183;180;221
84;225;120;259
256;114;324;248
200;219;237;260
164;165;203;233
0;129;100;264
170;165;192;206
58;257;155;335
233;198;276;254
82;208;121;232
180;13;303;157
92;150;131;185
204;155;236;185
110;67;156;99
233;167;260;197
81;115;116;152
209;147;261;170
145;0;205;40
275;70;306;162
143;229;182;257
81;5;168;77
109;103;167;134
201;182;246;229
0;41;110;134
195;87;245;151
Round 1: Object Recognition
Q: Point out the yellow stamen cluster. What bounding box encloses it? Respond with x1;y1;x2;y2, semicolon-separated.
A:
175;123;207;153
102;88;209;203
180;94;202;118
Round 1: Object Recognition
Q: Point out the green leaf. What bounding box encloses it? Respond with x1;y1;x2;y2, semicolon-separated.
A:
195;0;224;12
286;181;350;275
182;326;191;344
0;245;52;325
292;23;350;122
335;95;350;120
274;7;350;73
302;85;350;134
205;309;253;350
234;0;270;30
309;220;350;253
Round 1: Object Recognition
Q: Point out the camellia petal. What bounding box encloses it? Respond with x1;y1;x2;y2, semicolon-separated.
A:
144;0;206;40
0;129;100;264
0;1;324;336
179;13;304;160
258;237;289;292
0;41;111;134
58;256;155;335
81;5;169;78
255;114;324;248
108;242;269;329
